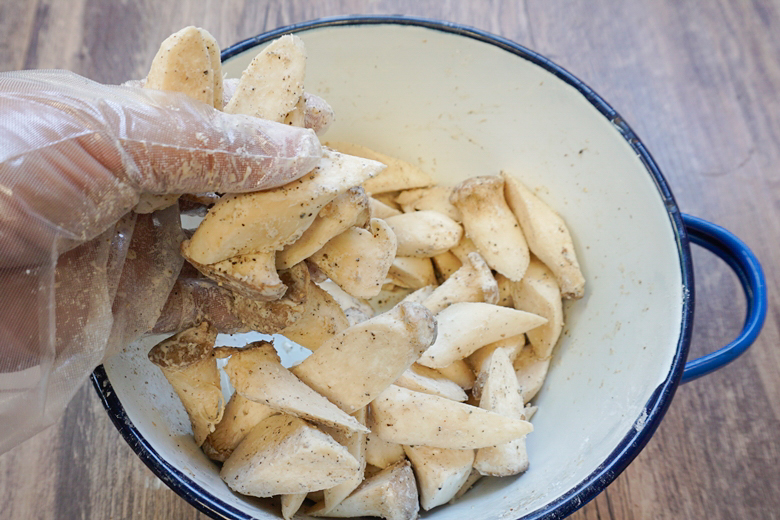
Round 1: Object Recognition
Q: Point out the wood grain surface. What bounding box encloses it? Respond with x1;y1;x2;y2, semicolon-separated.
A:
1;1;778;519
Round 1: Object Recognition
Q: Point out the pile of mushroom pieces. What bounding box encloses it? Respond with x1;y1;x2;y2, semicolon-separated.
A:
145;29;585;520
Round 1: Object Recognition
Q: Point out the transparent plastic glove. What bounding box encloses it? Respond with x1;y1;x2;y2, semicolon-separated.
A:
0;70;322;454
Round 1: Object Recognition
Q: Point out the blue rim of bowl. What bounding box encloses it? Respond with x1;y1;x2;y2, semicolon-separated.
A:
92;14;695;520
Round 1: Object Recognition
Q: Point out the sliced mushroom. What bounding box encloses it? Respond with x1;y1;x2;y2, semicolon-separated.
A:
513;345;551;403
365;433;407;469
451;469;482;503
303;92;335;136
311;460;419;520
220;414;360;497
202;393;277;462
276;186;370;269
320;407;369;514
417;302;546;369
474;348;530;477
279;280;350;351
291;301;437;413
282;93;306;127
369;385;532;449
403;445;474;511
510;257;564;359
317;279;375;322
395;186;462;222
307;218;397;299
373;192;403;211
369;196;403;219
433;360;475;391
225;342;368;434
421;252;498;314
383;210;462;257
450;175;530;281
494;272;514;307
147;322;222;446
431;251;462;282
399;285;436;305
281;493;307;520
183;149;385;265
467;334;526;374
365;284;415;314
230;263;310;333
327;142;434;194
224;34;306;122
501;171;585;299
185;251;285;301
449;236;479;264
394;364;468;402
386;256;437;289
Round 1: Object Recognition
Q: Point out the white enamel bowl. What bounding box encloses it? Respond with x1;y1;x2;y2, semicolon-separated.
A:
93;16;766;520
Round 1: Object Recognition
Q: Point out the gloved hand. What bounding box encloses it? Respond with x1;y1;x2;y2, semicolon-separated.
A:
0;70;322;454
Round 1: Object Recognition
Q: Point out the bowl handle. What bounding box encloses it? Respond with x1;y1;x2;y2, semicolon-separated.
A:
680;214;767;383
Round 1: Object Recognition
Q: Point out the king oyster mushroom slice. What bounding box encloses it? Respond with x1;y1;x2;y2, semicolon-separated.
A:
303;92;336;136
395;185;462;222
501;171;586;299
310;460;419;520
433;360;476;391
510;257;565;359
224;341;368;434
450;175;530;281
283;93;306;127
394;363;468;402
147;322;223;446
449;235;479;264
318;407;369;514
317;280;375;320
474;348;531;477
202;393;277;462
278;280;350;351
417;302;547;369
369;196;403;219
276;186;371;270
513;345;551;403
182;149;385;265
365;433;407;469
383;210;463;258
291;301;437;413
185;251;285;301
307;218;398;299
369;385;532;449
494;272;515;307
467;334;526;374
224;34;306;122
403;445;474;511
220;414;360;498
399;285;436;305
386;256;437;289
451;469;483;503
281;493;308;520
327;141;434;195
421;252;498;314
431;250;463;282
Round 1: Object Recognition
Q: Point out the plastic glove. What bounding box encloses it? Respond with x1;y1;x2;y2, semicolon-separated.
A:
0;70;322;454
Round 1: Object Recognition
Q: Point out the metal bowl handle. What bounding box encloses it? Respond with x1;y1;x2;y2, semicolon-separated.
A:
680;214;767;383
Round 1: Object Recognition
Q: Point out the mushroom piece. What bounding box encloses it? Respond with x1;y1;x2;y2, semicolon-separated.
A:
328;141;434;194
225;342;368;434
202;393;277;462
450;175;530;281
186;251;285;301
220;414;360;497
421;252;498;314
369;385;532;449
395;186;462;222
525;404;538;421
399;285;436;305
467;334;526;374
224;34;306;122
373;192;403;211
278;280;350;351
365;433;407;469
183;149;385;265
276;186;371;269
386;256;437;289
303;92;335;136
474;348;531;477
291;301;437;413
365;284;415;314
283;94;306;127
417;302;547;369
147;322;223;446
383;210;463;257
449;236;479;264
310;460;419;520
394;363;468;402
433;360;475;390
369;196;403;219
403;445;474;511
317;279;375;325
320;407;369;514
513;345;551;403
307;218;398;299
501;171;585;299
281;494;308;520
494;272;514;307
510;257;564;359
451;469;482;503
431;251;462;282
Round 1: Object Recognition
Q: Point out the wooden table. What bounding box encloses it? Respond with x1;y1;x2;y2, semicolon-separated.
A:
1;1;778;519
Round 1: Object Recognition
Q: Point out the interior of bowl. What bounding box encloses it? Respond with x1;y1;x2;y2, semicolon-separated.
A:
99;18;690;520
